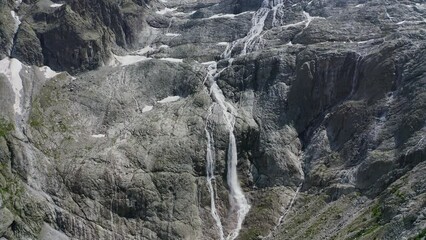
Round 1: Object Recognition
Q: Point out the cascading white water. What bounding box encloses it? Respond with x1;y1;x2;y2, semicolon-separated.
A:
223;0;273;59
205;100;225;240
204;1;295;239
349;55;362;98
9;0;22;56
225;122;250;240
205;73;251;240
271;2;285;27
205;129;225;240
222;0;297;59
203;61;232;240
241;7;270;55
204;58;250;239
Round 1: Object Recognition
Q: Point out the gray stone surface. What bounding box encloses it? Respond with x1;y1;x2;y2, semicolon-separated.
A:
0;0;425;239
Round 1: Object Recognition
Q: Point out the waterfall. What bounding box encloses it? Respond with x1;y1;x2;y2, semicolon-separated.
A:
205;104;225;240
223;0;272;58
204;59;251;239
205;74;251;240
349;55;362;98
241;7;271;55
10;0;22;56
203;1;286;239
226;127;250;240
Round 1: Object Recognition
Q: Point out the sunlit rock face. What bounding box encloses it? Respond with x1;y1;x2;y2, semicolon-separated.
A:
0;0;425;239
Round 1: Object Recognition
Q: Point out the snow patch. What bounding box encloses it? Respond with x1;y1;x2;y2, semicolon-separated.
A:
39;66;61;79
355;38;380;44
156;7;177;15
415;3;426;10
11;10;21;26
50;3;64;8
165;33;181;37
112;54;151;66
91;134;105;138
216;42;229;46
142;105;153;112
396;19;426;25
173;10;196;16
134;46;155;55
208;11;253;19
159;58;183;63
209;13;237;19
157;96;180;103
0;58;23;116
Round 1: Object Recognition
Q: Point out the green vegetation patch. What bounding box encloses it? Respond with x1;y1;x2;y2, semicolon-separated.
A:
239;227;263;240
352;224;381;239
0;163;25;216
371;204;383;222
0;118;14;137
410;228;426;240
390;184;407;202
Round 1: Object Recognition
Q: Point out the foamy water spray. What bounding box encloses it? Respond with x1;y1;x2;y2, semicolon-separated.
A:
204;68;251;240
204;62;226;240
222;0;287;59
203;1;281;239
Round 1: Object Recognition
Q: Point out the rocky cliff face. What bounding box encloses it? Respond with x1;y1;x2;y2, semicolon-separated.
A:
0;0;425;239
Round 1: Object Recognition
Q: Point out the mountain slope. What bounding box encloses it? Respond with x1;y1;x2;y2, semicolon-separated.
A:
0;0;425;239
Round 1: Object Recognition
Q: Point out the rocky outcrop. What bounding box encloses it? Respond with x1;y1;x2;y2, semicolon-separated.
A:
0;0;20;59
7;0;155;73
0;0;425;239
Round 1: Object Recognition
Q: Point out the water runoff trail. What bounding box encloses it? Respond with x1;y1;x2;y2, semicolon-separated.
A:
203;1;282;239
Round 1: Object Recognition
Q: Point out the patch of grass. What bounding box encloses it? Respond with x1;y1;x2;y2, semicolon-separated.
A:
343;201;386;240
352;224;380;239
303;205;344;238
390;184;407;202
410;228;426;240
29;118;43;128
239;228;263;240
29;105;44;129
371;204;382;222
0;118;14;137
395;190;407;202
0;164;25;216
